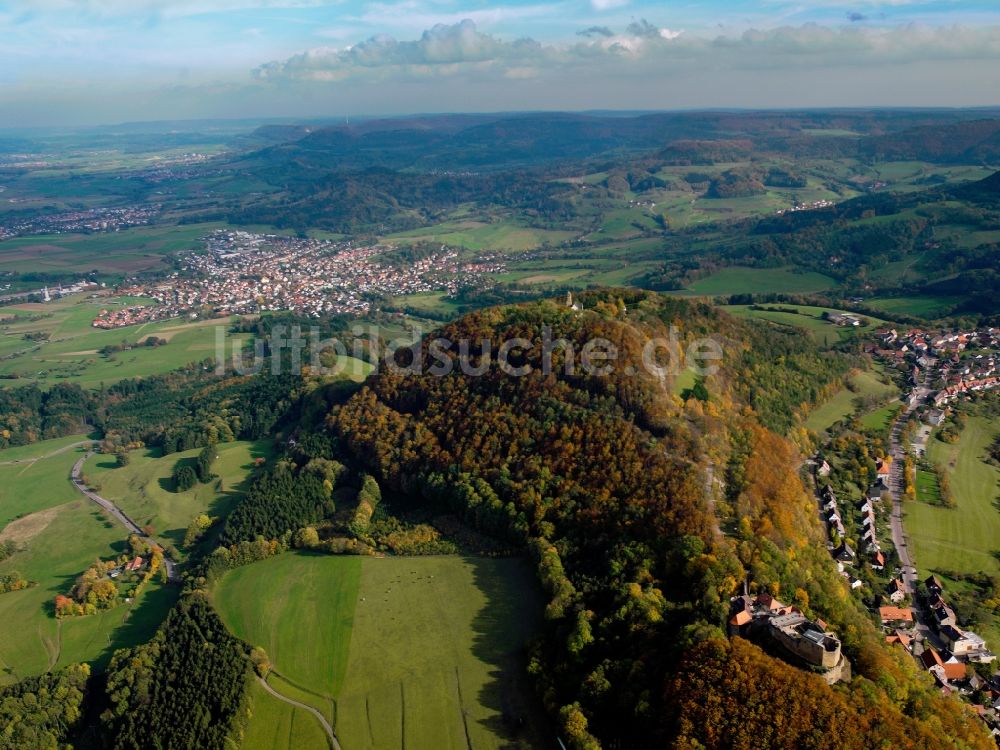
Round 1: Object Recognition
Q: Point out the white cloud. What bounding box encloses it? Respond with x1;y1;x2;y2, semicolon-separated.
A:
255;18;1000;84
590;0;629;10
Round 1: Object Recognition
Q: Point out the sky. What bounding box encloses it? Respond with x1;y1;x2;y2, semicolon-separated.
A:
1;0;1000;127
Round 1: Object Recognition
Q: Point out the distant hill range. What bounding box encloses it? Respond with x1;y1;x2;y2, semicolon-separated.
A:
239;109;1000;172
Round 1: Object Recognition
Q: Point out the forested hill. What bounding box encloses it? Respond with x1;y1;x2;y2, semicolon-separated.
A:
324;291;992;749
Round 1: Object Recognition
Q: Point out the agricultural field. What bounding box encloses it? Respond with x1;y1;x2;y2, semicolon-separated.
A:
804;369;899;434
0;223;218;277
865;295;963;319
215;552;546;750
723;303;888;346
688;267;836;296
907;417;1000;646
387;219;577;252
83;439;275;558
0;292;251;388
0;435;176;685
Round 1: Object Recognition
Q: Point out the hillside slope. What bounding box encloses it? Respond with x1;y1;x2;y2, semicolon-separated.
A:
323;291;991;749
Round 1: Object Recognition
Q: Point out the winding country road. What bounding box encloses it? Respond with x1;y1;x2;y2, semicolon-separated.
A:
257;675;342;750
69;452;180;583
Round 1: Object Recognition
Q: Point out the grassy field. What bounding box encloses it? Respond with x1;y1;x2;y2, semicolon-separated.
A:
242;680;333;750
865;295;962;319
0;292;375;388
0;436;93;529
215;553;546;750
387;219;576;252
0;224;218;277
860;403;900;431
916;468;942;506
0;435;177;685
688;267;836;296
907;417;1000;646
0;292;253;388
724;303;888;346
804;369;899;433
389;292;462;318
84;440;275;558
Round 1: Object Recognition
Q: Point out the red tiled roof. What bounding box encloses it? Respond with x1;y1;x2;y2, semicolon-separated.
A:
879;606;913;622
943;662;967;681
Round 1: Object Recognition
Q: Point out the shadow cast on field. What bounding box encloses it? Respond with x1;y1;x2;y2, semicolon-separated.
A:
466;555;551;746
86;583;180;674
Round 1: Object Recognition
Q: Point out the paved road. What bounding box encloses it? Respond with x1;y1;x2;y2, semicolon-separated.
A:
887;375;931;597
888;417;918;596
69;452;180;582
257;675;342;750
885;375;943;646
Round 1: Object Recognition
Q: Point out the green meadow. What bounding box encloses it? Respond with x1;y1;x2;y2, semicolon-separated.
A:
387;219;576;252
0;436;177;685
0;292;251;388
215;553;546;750
0;436;93;529
906;417;1000;646
83;439;275;558
242;680;333;750
916;468;942;506
804;369;899;434
688;267;836;296
724;303;888;346
865;295;963;319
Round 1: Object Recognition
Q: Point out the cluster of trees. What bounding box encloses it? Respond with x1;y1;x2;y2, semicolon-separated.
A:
725;316;858;434
2;349;307;459
347;473;381;536
292;526;375;556
195;443;217;482
707;168;766;198
366;518;456;555
56;566;118;617
172;463;198;491
219;465;334;546
0;382;94;448
182;513;217;549
664;636;990;749
101;595;253;750
56;536;163;618
98;336;167;357
933;461;956;508
0;664;90;749
199;537;288;584
990;434;1000;466
0;573;30;594
98;368;301;453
